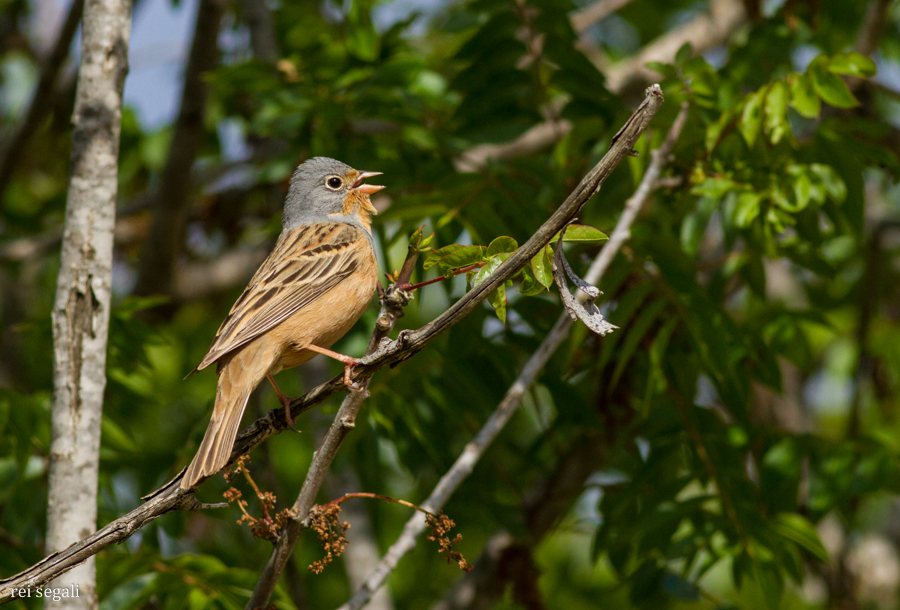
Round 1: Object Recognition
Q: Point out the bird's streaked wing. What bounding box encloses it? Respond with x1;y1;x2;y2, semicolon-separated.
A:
194;222;368;371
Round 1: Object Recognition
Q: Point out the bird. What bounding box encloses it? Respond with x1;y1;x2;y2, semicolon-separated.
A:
181;157;383;490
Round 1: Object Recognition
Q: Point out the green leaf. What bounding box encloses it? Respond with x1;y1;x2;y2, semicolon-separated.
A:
346;4;379;61
645;61;678;80
691;177;736;198
733;191;762;227
610;298;668;390
827;52;877;77
788;73;820;118
764;80;788;144
771;513;830;562
705;108;734;152
550;224;609;243
488;282;508;323
473;252;511;288
486;236;518;256
740;87;766;147
674;42;692;67
519;265;546;296
101;416;137;453
810;65;858;108
531;246;553;288
423;244;487;274
792;170;812;211
754;558;784;610
809;164;847;203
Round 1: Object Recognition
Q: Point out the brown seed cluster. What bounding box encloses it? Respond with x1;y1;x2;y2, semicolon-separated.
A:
307;503;351;574
223;457;470;576
426;512;472;573
222;455;292;543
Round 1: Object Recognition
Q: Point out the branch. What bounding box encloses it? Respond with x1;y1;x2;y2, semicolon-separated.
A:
569;0;636;34
434;431;621;610
339;101;688;610
0;0;85;202
133;0;225;297
0;85;663;604
602;0;746;97
458;0;742;169
855;0;891;57
173;247;268;301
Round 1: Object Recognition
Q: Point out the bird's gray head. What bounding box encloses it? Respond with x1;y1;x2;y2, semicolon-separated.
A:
282;157;383;233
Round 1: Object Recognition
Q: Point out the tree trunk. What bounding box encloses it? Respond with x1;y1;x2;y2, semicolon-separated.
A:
133;0;224;297
45;0;131;606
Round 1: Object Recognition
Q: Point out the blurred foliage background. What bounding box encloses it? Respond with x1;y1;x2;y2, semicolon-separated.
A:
3;0;900;607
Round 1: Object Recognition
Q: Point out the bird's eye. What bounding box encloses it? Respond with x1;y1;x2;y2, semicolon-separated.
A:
326;176;343;190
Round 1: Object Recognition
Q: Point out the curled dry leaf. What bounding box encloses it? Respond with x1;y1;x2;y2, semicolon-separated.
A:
552;228;618;337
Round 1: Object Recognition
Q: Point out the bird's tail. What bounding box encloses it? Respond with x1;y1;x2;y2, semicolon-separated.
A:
181;341;274;489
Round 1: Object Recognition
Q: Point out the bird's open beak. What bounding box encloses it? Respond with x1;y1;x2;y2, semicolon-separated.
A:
352;171;385;195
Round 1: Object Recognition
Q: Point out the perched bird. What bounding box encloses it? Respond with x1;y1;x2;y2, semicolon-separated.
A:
181;157;383;490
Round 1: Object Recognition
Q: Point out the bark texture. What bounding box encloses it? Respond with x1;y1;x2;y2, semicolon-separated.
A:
44;0;131;606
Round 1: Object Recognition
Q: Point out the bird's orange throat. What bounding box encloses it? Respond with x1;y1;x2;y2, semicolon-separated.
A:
342;190;378;231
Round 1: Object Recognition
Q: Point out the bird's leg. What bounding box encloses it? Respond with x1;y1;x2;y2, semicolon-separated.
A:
266;374;300;433
305;344;360;388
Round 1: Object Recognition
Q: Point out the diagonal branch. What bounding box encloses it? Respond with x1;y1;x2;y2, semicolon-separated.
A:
339;101;688;610
602;0;746;96
569;0;636;34
459;0;743;171
0;85;663;604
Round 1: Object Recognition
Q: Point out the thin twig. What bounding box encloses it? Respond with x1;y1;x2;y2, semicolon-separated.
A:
338;102;688;610
398;263;485;292
324;493;429;514
0;86;664;604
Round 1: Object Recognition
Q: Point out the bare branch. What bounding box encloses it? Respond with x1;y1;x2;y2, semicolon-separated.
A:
0;0;85;201
0;86;663;603
455;120;572;173
339;101;688;610
569;0;635;34
856;0;891;57
173;247;268;301
459;0;741;169
133;0;225;297
602;0;746;96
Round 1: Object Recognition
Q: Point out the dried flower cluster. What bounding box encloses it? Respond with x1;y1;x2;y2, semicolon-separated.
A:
222;455;292;543
307;503;350;574
426;512;472;572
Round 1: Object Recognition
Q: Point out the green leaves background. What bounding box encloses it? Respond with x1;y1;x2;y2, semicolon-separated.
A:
2;0;900;608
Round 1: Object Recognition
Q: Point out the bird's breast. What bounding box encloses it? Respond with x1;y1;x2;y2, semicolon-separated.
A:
270;247;379;373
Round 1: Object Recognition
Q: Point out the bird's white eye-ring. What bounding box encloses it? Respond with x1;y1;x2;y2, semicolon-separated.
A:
326;176;343;190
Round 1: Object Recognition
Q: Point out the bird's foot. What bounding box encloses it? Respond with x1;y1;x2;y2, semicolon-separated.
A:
267;374;301;433
281;397;301;434
342;360;363;390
